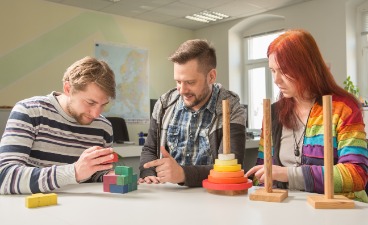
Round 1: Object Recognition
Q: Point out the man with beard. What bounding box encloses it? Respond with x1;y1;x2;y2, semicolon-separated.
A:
0;56;116;194
139;39;246;187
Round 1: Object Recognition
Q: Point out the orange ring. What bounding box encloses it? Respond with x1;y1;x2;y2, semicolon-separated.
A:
202;179;253;191
209;169;244;178
208;175;248;184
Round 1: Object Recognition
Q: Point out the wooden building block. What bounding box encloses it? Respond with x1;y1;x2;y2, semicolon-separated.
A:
117;175;130;185
218;153;235;160
25;193;58;208
214;159;238;166
203;179;252;191
103;181;111;192
208;175;248;184
110;184;129;194
103;174;118;184
104;152;119;164
206;189;248;196
213;164;241;172
132;174;138;184
209;169;244;178
115;166;133;176
132;183;138;191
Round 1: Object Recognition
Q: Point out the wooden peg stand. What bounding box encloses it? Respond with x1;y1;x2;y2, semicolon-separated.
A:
249;99;288;202
202;99;252;195
307;95;354;209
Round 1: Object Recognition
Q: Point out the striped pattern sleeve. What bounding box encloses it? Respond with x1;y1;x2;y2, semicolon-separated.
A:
302;95;368;199
0;95;113;194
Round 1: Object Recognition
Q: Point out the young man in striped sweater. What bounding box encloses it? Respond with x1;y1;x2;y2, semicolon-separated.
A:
0;56;117;194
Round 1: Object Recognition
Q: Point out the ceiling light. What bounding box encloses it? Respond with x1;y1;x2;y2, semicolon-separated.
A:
185;10;230;23
185;15;210;23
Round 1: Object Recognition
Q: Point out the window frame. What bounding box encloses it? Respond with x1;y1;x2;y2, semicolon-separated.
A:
243;30;283;130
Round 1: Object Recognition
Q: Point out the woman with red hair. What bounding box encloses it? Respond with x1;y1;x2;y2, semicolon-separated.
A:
245;29;368;202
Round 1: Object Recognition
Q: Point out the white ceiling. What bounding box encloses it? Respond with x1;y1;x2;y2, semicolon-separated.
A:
45;0;312;30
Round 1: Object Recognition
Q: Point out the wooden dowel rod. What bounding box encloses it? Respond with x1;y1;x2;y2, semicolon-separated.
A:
222;99;230;155
263;99;272;193
323;95;334;199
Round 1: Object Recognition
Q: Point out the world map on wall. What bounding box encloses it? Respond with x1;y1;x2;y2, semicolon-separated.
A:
95;42;149;124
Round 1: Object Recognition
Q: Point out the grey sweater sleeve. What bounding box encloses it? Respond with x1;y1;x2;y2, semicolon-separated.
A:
287;166;305;190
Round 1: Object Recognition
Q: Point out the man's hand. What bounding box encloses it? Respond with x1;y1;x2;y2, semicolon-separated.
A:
74;146;114;182
245;165;288;184
142;146;185;184
138;176;160;184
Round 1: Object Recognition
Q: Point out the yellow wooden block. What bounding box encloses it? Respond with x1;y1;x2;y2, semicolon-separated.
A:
213;164;241;172
26;193;58;208
215;159;238;166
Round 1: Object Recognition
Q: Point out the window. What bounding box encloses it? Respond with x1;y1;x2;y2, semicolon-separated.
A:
244;31;283;130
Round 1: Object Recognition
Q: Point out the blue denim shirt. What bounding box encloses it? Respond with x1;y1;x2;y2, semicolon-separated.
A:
166;85;219;166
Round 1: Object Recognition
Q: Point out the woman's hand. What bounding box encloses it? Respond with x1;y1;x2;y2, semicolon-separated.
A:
245;165;288;184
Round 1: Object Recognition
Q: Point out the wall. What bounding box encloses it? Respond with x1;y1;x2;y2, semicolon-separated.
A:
194;0;365;101
0;0;194;143
1;0;366;143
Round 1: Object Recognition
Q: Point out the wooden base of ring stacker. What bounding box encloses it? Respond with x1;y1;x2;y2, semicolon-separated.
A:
307;95;354;209
203;99;252;195
249;99;288;202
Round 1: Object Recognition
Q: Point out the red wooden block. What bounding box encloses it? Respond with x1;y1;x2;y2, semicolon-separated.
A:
104;152;119;164
103;181;110;192
103;174;118;184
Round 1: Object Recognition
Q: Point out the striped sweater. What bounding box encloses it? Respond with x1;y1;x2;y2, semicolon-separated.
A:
256;95;368;201
0;92;113;194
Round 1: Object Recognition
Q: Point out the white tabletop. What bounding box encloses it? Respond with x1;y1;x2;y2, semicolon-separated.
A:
1;183;366;225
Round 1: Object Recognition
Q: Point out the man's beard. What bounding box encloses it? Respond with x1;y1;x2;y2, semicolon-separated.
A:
66;103;93;125
183;85;211;109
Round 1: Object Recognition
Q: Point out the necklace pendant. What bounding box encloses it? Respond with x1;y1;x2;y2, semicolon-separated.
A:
294;147;300;157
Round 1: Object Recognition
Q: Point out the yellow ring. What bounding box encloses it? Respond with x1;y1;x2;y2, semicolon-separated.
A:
213;164;241;172
215;159;238;166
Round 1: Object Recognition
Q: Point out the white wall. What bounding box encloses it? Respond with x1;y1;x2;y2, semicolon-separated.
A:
1;0;367;143
194;0;365;102
0;109;11;138
0;0;194;143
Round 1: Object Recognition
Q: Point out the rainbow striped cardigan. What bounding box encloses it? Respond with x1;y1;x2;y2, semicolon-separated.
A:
256;95;368;201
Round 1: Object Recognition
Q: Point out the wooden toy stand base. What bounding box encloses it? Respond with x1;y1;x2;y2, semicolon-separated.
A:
203;179;253;196
307;195;354;209
250;188;288;202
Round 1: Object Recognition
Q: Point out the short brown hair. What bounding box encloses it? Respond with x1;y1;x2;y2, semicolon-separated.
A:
62;56;116;99
169;39;216;74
